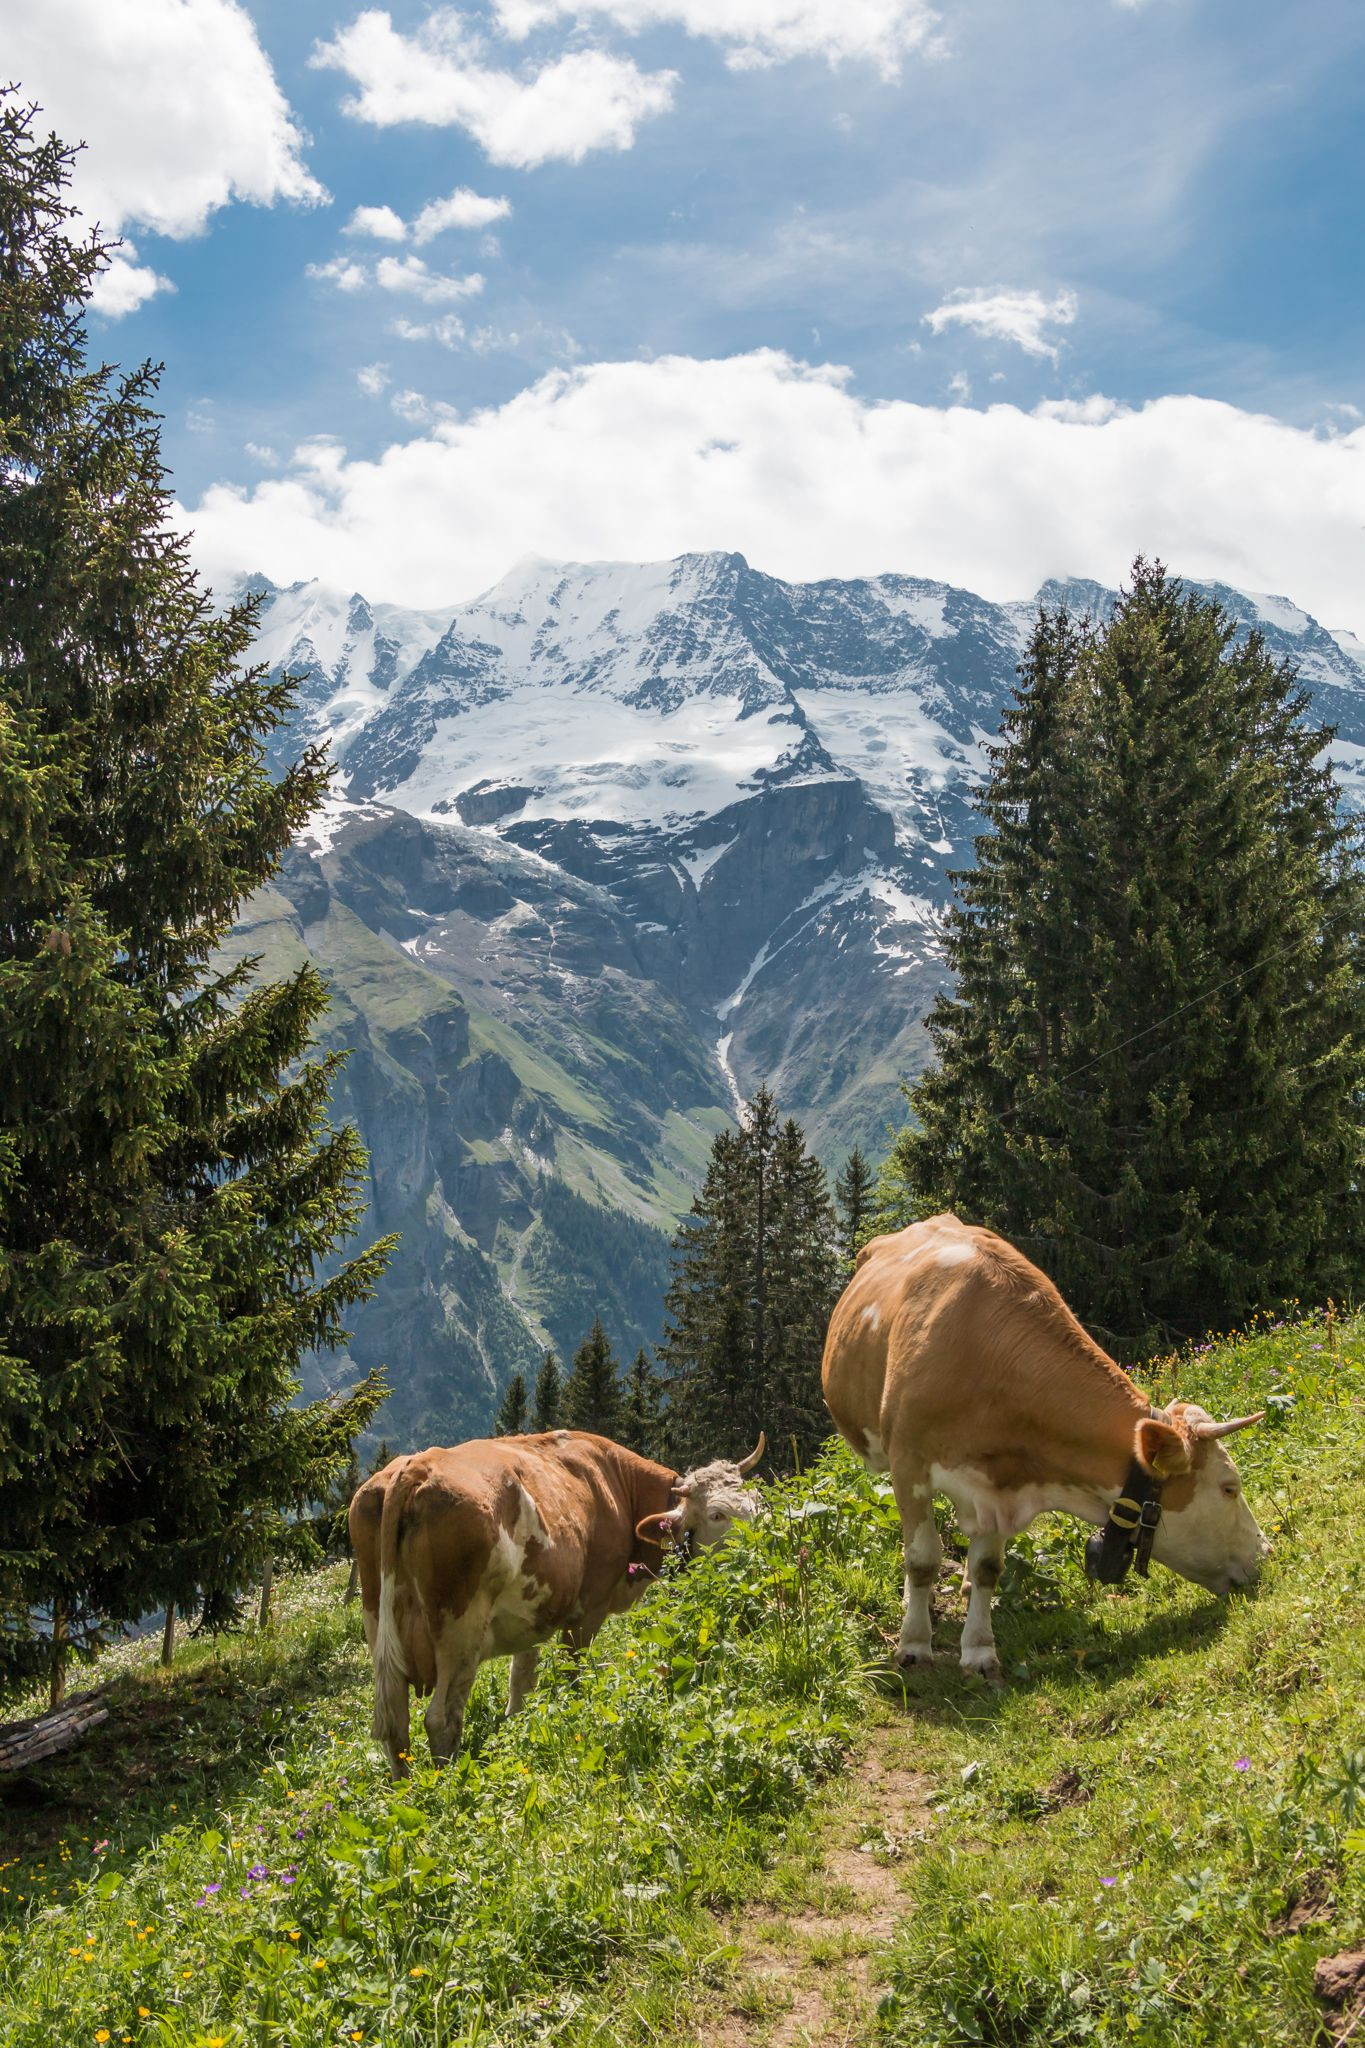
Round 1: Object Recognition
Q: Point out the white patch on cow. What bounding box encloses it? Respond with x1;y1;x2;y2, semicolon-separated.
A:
860;1301;882;1332
933;1240;976;1268
485;1483;554;1653
862;1428;889;1471
372;1570;410;1752
928;1465;1107;1539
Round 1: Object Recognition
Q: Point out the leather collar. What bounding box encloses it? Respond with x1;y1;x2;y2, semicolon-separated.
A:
1084;1455;1164;1583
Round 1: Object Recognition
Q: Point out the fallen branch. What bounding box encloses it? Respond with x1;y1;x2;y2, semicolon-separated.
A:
0;1689;110;1774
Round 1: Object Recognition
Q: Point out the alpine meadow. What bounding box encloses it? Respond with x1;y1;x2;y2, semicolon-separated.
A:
4;7;1365;2045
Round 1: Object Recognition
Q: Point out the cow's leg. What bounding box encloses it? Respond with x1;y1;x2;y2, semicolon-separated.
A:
960;1531;1007;1681
892;1470;942;1668
507;1648;541;1717
425;1601;489;1764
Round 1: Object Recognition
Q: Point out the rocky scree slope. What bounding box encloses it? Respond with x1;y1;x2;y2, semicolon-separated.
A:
228;554;1365;1443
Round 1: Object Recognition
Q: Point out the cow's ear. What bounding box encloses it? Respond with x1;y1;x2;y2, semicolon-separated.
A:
1134;1414;1193;1480
635;1510;680;1547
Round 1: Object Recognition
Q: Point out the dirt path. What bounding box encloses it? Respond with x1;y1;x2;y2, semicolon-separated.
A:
696;1722;933;2048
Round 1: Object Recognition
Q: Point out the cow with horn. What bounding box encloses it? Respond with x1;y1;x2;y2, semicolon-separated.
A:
350;1428;765;1776
822;1215;1268;1681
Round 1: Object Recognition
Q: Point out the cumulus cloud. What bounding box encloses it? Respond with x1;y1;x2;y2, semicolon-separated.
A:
343;187;510;245
7;0;324;315
924;287;1079;361
179;349;1365;637
493;0;940;78
375;255;485;302
312;9;677;167
413;186;513;240
307;255;369;292
356;363;391;396
344;203;408;240
310;252;484;301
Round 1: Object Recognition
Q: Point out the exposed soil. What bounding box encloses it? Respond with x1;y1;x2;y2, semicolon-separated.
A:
696;1728;933;2048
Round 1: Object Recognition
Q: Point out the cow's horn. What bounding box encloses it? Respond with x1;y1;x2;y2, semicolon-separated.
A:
1191;1410;1265;1440
736;1432;766;1477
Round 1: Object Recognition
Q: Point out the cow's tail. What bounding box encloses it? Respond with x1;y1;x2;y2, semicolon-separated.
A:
372;1471;412;1758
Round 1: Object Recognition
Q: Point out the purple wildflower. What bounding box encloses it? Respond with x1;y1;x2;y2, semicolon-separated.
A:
1234;1758;1251;1772
1100;1877;1118;1887
281;1866;299;1886
294;1827;307;1840
246;1864;269;1880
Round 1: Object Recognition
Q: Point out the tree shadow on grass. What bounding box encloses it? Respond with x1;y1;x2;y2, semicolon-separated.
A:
0;1596;370;1887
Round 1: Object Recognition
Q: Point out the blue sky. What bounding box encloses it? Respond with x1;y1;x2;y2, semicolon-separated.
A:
8;0;1365;624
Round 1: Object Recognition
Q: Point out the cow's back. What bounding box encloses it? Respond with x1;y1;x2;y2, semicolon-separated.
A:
822;1214;1120;1472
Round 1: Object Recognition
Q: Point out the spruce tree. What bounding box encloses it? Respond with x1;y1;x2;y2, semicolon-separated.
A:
620;1348;665;1461
887;560;1365;1352
766;1119;840;1463
495;1371;529;1436
834;1145;875;1274
659;1087;837;1471
563;1317;622;1437
531;1349;562;1431
0;102;391;1686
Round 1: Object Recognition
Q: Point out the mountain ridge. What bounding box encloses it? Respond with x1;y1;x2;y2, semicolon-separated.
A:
228;555;1365;1443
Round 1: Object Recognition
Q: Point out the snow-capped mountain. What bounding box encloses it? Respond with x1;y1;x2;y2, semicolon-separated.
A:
231;554;1365;1442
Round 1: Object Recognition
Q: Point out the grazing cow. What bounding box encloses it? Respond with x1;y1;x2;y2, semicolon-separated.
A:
822;1215;1267;1680
350;1428;764;1776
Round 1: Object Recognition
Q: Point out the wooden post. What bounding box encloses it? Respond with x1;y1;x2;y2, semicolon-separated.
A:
49;1601;68;1711
345;1557;360;1604
257;1557;275;1629
160;1603;176;1667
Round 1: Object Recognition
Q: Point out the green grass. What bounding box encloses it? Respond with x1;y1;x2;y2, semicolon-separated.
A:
2;1310;1362;2048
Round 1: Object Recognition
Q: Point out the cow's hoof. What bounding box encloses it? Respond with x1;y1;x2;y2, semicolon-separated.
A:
961;1648;1004;1684
894;1645;934;1671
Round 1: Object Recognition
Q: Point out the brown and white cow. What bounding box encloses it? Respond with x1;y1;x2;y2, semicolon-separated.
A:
822;1215;1267;1680
349;1427;764;1776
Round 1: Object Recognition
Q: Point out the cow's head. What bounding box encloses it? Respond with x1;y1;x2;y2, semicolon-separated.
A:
636;1434;765;1551
1134;1402;1268;1594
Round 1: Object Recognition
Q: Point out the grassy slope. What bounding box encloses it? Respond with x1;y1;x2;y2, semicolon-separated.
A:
2;1313;1362;2048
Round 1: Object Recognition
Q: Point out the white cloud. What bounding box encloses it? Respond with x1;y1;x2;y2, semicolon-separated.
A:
245;442;280;465
947;369;971;400
307;255;370;293
342;188;510;244
7;0;325;315
924;287;1079;361
375;256;485;302
312;9;677;168
412;186;513;241
344;203;408;240
180;349;1365;638
390;315;468;347
356;363;391;396
88;246;172;317
493;0;940;78
391;389;433;423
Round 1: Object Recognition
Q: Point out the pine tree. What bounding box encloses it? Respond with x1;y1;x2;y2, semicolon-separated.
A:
766;1119;840;1463
495;1371;529;1436
620;1348;665;1460
659;1087;838;1471
887;560;1365;1353
0;102;392;1687
531;1349;562;1431
563;1317;622;1437
834;1146;875;1274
